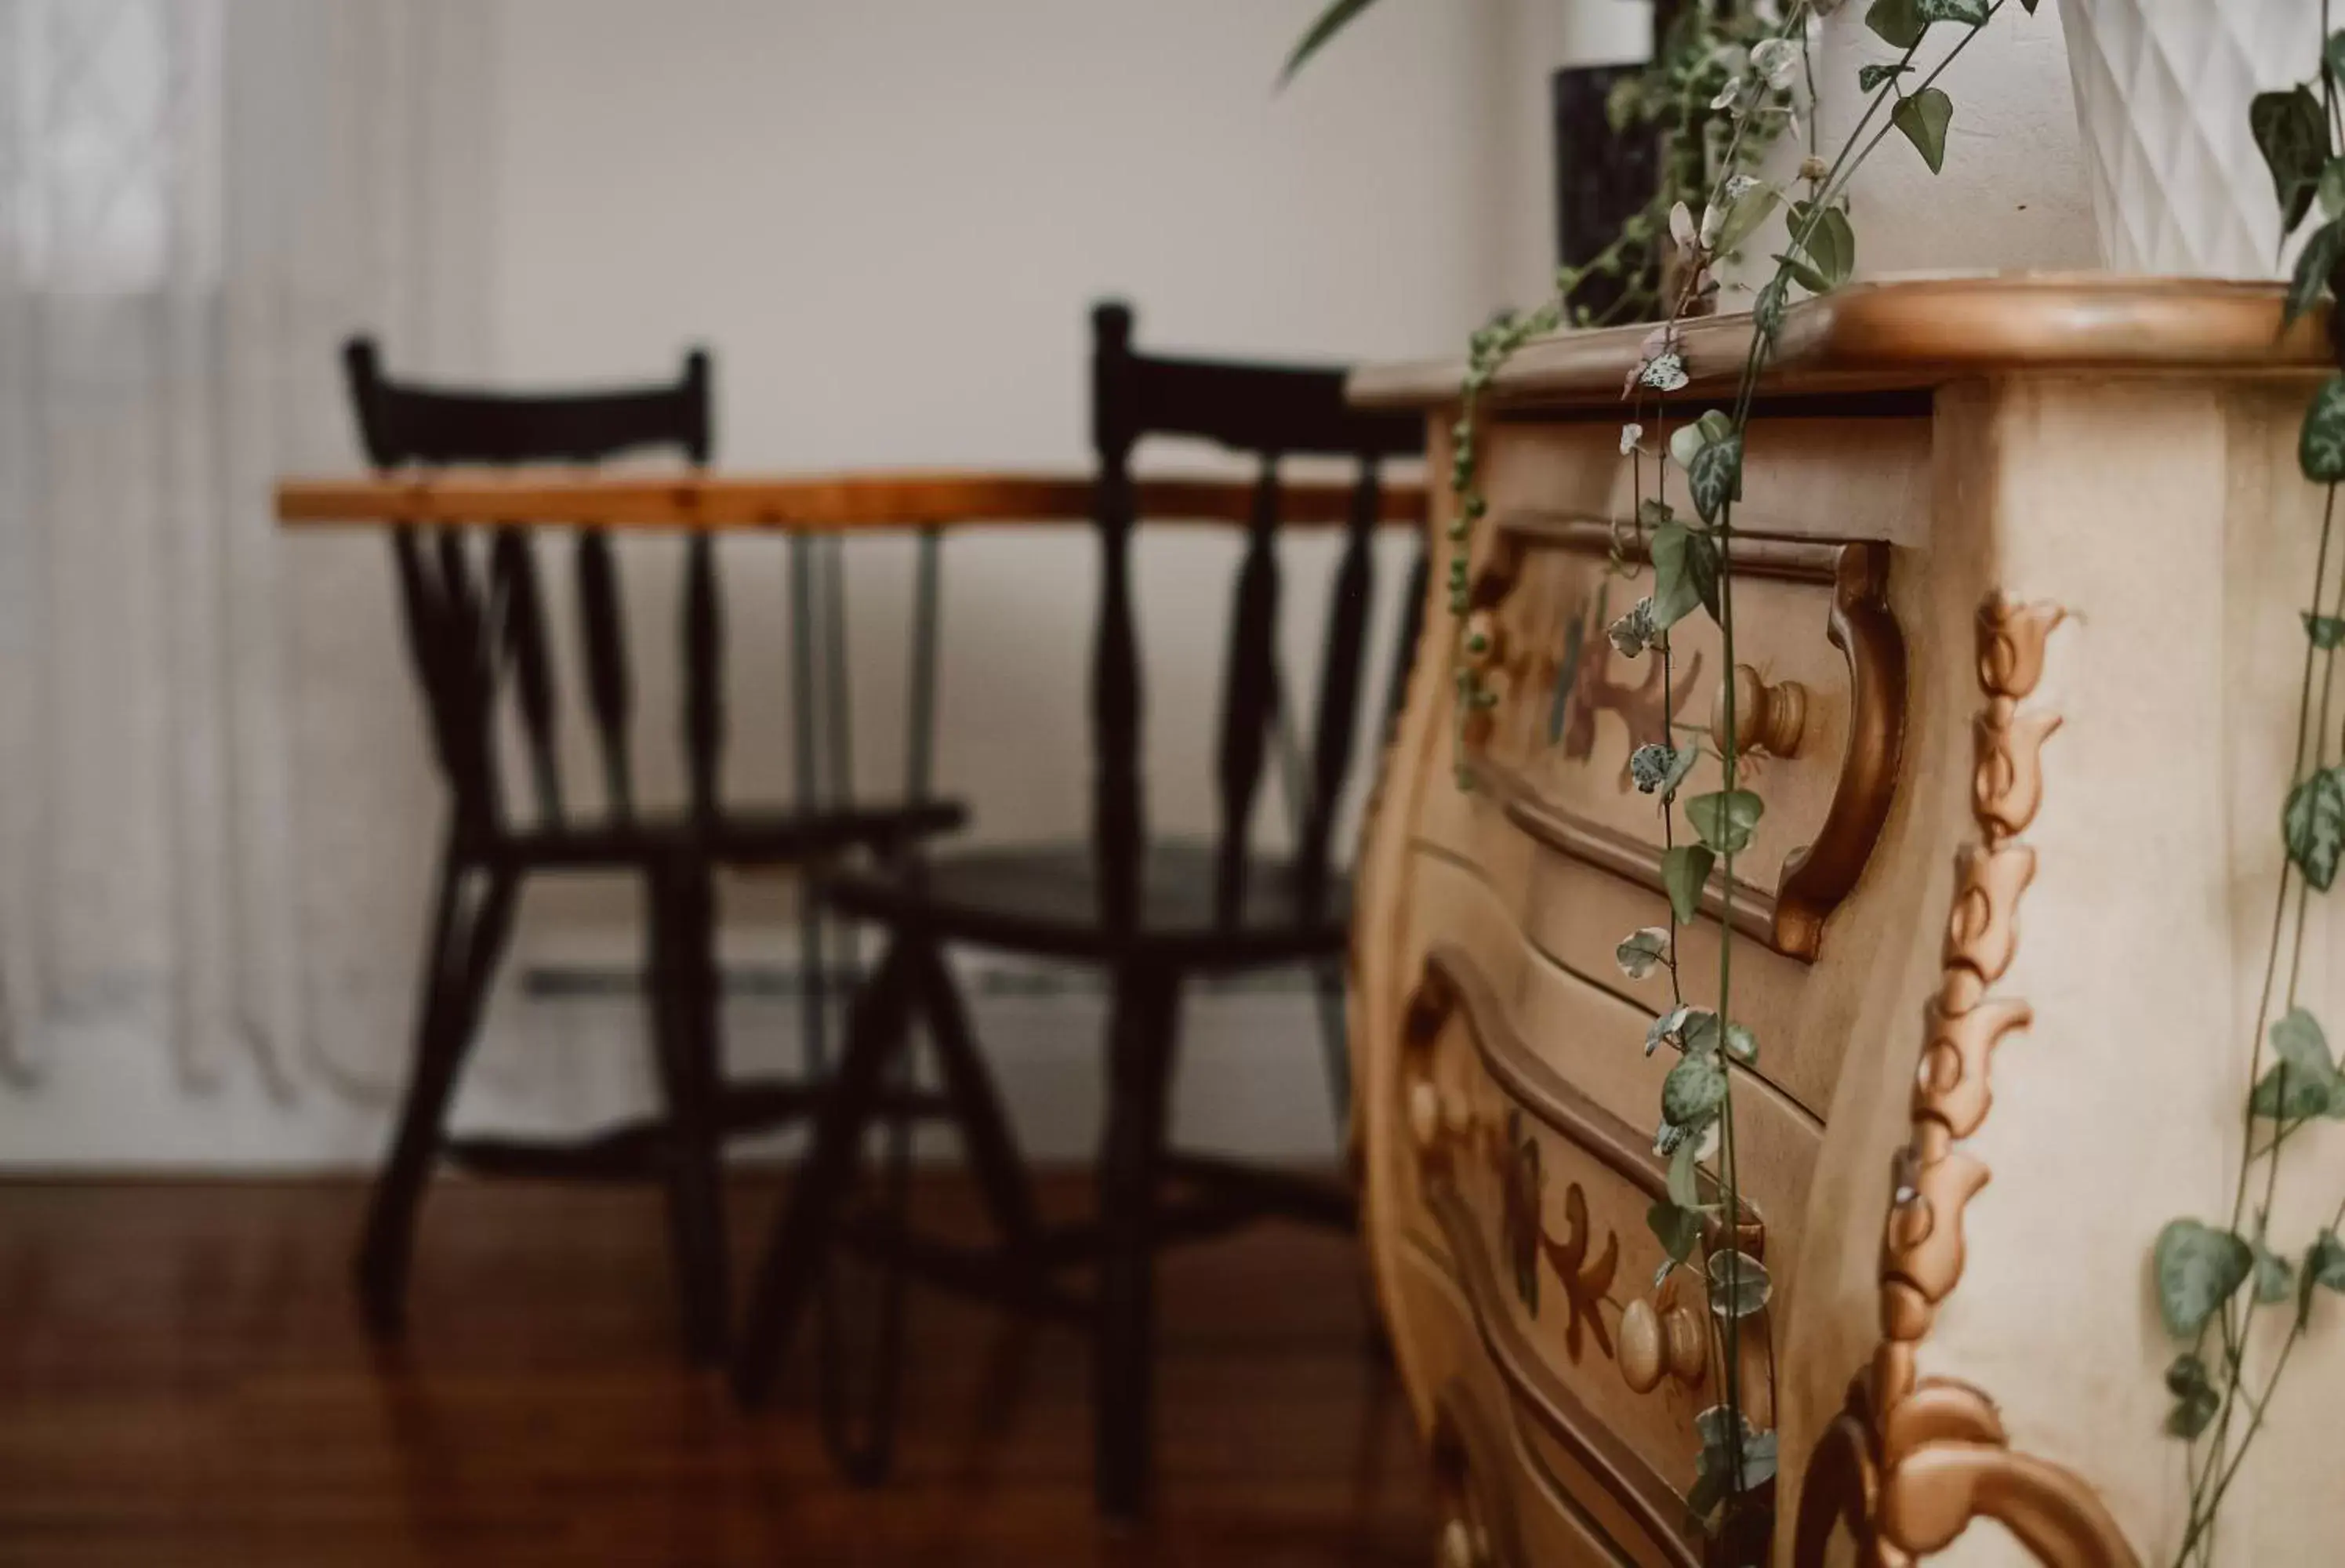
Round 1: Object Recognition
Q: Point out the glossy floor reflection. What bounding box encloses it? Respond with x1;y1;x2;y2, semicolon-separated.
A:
0;1174;1431;1566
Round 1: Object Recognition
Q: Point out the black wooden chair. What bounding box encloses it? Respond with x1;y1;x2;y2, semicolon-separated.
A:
340;338;967;1364
731;303;1428;1515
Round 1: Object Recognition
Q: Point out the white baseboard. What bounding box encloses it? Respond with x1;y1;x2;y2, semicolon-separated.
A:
0;948;1345;1171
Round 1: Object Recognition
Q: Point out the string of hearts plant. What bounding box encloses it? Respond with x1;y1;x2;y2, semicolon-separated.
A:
2149;14;2345;1565
1293;0;2017;1555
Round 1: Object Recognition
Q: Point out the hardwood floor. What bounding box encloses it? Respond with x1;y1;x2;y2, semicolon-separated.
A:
0;1174;1432;1566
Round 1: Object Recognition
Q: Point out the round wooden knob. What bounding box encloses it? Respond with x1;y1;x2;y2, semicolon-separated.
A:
1407;1077;1443;1152
1619;1298;1664;1393
1664;1304;1708;1386
1709;665;1807;758
1621;1296;1708;1393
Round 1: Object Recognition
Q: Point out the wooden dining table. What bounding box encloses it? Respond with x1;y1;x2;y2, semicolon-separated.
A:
274;468;1429;533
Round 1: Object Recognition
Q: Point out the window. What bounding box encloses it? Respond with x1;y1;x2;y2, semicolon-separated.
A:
1;0;219;293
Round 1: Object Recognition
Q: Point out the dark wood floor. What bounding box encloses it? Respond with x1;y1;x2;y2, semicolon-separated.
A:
0;1174;1432;1566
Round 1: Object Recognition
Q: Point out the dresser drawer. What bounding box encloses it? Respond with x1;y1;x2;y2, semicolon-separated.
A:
1460;514;1904;963
1382;851;1822;1247
1382;925;1793;1562
1394;1236;1684;1568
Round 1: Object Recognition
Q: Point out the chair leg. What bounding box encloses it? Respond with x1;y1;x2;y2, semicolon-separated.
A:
1309;959;1351;1134
1093;962;1182;1521
731;935;917;1408
907;938;1044;1277
647;858;730;1365
356;854;518;1338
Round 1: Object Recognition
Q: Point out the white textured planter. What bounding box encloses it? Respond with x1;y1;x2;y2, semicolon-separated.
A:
1729;2;2099;295
2059;0;2323;278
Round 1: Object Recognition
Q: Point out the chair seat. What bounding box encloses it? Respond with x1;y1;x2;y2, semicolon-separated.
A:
481;798;966;871
818;839;1349;967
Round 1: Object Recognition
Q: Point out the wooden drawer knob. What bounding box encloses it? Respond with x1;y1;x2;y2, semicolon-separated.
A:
1439;1516;1490;1568
1618;1299;1664;1392
1665;1304;1707;1385
1618;1297;1708;1393
1407;1078;1443;1152
1710;664;1808;758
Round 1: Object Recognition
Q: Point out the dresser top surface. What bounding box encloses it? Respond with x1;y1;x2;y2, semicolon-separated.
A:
1349;274;2329;414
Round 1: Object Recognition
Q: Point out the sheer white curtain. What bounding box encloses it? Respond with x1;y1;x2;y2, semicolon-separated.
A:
0;0;490;1109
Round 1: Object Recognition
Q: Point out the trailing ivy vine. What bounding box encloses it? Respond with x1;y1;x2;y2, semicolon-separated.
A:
1297;0;2019;1555
2150;13;2345;1565
1599;5;2016;1544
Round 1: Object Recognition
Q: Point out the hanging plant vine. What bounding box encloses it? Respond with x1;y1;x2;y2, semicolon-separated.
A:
1294;0;2020;1554
2147;14;2345;1565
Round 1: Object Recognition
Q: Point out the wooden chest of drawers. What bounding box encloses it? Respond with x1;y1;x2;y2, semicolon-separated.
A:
1346;279;2345;1566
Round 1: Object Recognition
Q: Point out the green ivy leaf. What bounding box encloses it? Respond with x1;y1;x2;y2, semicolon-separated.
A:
2154;1219;2253;1338
1279;0;1385;85
1661;844;1715;925
2164;1352;2220;1439
2300;376;2345;482
1645;1006;1694;1058
1647;1200;1702;1281
1777;252;1833;296
2282;766;2345;890
1723;1022;1759;1065
1786;201;1857;289
2252;86;2329;238
1693;1406;1778;1494
1667;1129;1704;1209
1687;789;1765;855
1668;421;1706;471
1629;742;1672;792
1609;598;1660;658
1705;1248;1773;1320
1711;181;1780;259
1892;87;1955;176
1662;1050;1728;1127
1753;276;1788;343
1689;434;1745;525
2270;1007;2336;1083
2285;219;2345;331
2253;1236;2297;1305
1626;740;1700;802
2321;158;2345;220
1857;62;1911;95
1915;0;1990;21
1679;1009;1722;1058
1649;523;1697;629
1616;926;1671;980
1864;0;1926;49
2307;1229;2345;1294
2305;613;2345;649
2251;1063;2334;1120
1650;521;1721;627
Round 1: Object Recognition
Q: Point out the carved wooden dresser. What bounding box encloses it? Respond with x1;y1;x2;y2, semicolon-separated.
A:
1345;278;2345;1566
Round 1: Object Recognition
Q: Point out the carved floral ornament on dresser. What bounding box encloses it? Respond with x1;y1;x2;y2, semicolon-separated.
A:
1293;0;2345;1563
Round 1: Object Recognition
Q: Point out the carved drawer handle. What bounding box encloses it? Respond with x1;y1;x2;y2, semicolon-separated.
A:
1711;663;1808;758
1439;1516;1491;1568
1617;1294;1708;1394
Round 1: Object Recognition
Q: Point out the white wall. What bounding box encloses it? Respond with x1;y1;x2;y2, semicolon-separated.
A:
470;0;1505;1167
0;0;1509;1170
